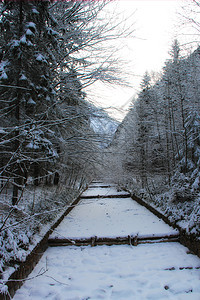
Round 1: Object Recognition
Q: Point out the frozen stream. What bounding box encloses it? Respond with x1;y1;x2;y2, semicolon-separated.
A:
14;182;200;299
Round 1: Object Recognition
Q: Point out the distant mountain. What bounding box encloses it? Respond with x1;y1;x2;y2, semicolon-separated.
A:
89;105;119;148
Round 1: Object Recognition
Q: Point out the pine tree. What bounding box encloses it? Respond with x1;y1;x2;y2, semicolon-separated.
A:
0;0;59;204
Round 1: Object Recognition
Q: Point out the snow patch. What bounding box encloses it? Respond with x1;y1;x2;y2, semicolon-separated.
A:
36;54;47;64
27;98;36;105
20;35;27;44
25;29;34;36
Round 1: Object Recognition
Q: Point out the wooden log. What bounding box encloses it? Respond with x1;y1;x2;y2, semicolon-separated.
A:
88;185;115;188
138;233;179;241
80;194;131;199
48;233;180;247
138;238;179;245
165;266;200;271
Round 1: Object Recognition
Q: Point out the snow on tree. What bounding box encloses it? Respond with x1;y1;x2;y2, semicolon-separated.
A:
0;0;60;204
0;1;136;288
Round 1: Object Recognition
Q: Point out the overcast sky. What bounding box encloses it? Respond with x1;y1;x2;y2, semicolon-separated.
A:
86;0;184;121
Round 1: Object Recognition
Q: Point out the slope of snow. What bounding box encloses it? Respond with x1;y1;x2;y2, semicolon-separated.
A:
90;116;118;136
89;105;119;148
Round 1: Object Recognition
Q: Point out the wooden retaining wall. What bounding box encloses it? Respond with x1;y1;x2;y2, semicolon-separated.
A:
1;193;84;300
129;192;200;258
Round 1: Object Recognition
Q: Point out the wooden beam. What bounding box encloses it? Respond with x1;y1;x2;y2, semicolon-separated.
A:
48;233;180;247
80;194;131;199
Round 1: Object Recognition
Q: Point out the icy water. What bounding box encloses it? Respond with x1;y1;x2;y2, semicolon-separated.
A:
14;182;200;300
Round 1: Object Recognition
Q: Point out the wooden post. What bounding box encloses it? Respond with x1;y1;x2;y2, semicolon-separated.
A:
91;236;97;247
134;235;138;246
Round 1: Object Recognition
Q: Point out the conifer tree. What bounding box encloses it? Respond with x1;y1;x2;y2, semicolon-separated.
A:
0;0;59;204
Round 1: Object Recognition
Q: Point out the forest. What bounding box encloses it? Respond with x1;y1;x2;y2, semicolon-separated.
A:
109;40;200;240
0;0;200;296
0;0;126;290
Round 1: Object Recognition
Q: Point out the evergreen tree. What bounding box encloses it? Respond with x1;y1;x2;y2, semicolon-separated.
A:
0;0;59;204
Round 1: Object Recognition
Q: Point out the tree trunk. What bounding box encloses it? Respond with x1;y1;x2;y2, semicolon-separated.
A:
12;1;23;205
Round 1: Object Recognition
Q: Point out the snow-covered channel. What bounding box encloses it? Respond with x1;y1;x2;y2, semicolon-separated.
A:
13;183;200;299
13;244;200;300
50;186;178;239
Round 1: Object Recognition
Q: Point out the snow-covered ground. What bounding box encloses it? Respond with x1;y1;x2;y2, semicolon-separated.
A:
50;197;178;239
122;175;200;238
14;244;200;300
13;183;200;299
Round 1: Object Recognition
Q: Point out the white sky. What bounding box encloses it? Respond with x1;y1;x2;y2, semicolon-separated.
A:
86;0;184;121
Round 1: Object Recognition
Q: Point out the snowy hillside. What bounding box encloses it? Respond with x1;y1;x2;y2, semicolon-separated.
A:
89;105;119;148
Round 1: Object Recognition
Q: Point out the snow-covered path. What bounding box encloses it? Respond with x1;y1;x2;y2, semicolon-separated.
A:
49;186;178;239
13;182;200;299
